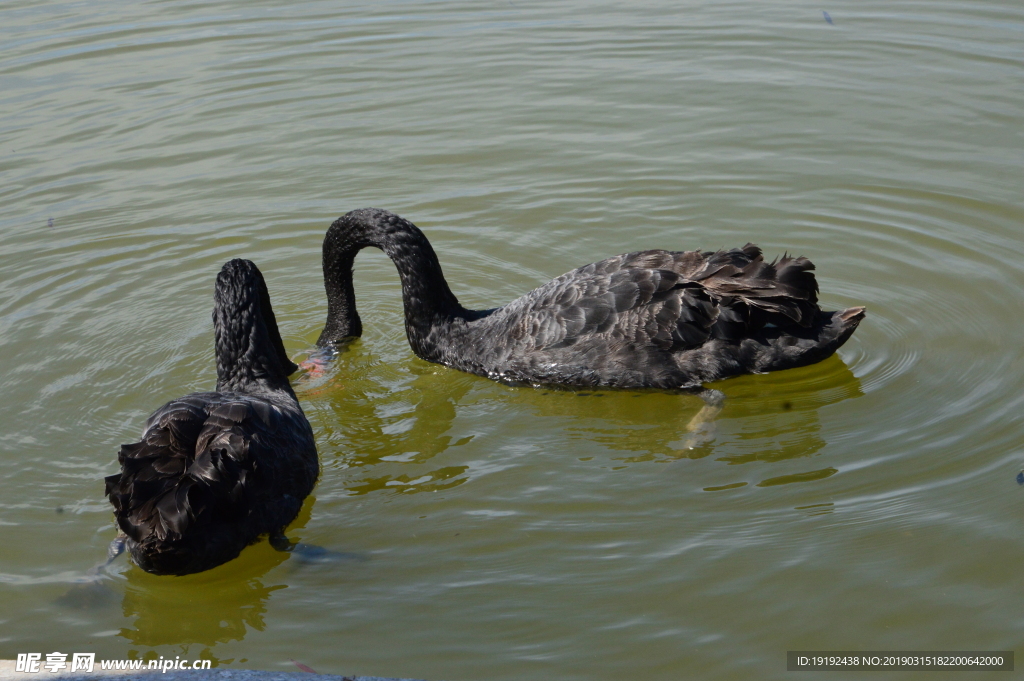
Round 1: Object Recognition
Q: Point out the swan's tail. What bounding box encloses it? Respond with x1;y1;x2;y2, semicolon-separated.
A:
826;306;866;347
787;306;865;368
104;399;258;575
740;305;864;375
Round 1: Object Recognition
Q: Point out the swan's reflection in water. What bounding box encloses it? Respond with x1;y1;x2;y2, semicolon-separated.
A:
114;498;322;658
118;555;285;650
302;344;477;496
703;355;863;489
303;341;862;496
566;354;863;488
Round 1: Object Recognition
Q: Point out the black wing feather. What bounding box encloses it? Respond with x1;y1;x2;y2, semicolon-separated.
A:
471;243;846;389
516;244;823;353
105;392;316;575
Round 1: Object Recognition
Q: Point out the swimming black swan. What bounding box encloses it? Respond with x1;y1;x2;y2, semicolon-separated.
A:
104;259;318;575
316;208;865;390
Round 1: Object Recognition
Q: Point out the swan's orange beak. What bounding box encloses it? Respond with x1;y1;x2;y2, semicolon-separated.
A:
297;346;339;379
299;359;326;378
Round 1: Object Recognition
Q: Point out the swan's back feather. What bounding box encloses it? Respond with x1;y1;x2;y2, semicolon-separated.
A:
106;391;315;575
501;245;818;354
463;246;856;388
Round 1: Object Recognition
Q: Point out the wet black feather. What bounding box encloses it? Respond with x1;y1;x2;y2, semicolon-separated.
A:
105;259;318;575
316;208;865;390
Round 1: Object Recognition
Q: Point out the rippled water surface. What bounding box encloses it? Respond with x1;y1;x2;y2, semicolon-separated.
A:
2;1;1024;679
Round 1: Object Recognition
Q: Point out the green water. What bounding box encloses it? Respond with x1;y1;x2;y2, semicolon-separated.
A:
2;1;1023;679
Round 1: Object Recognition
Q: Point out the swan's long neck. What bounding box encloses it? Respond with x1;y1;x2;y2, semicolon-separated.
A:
214;259;298;395
317;208;467;358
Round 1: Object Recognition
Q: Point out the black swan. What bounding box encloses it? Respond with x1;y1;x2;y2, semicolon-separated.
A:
315;208;865;391
104;259;318;575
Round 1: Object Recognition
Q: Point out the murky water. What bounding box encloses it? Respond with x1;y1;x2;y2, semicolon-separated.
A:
2;1;1023;679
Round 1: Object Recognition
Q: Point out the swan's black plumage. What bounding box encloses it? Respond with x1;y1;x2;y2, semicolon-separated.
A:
105;259;318;575
317;208;864;390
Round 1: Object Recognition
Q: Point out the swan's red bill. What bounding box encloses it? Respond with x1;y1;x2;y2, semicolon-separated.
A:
299;359;327;377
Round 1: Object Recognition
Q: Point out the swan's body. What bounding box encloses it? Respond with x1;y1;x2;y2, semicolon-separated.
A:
317;208;864;390
105;259;318;575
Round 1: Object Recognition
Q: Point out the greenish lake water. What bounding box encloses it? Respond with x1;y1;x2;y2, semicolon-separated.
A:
2;1;1023;679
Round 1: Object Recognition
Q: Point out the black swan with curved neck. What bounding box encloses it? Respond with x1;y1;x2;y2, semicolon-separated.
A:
105;259;318;575
317;208;865;390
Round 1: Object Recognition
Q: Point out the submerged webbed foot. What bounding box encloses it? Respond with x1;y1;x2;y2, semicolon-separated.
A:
54;580;118;610
54;533;126;610
104;534;127;567
270;532;366;564
676;389;725;450
269;531;295;552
